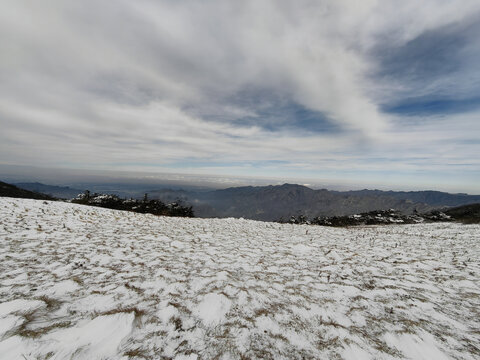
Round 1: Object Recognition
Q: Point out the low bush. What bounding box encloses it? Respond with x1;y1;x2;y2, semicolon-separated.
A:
72;192;194;218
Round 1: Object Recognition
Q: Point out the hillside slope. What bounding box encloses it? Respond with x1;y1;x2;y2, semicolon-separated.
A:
14;182;82;199
1;198;479;359
0;181;55;200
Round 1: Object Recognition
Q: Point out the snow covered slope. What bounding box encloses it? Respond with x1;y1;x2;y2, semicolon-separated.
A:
0;198;479;359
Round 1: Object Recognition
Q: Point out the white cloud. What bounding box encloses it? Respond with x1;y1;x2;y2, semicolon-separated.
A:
0;0;479;192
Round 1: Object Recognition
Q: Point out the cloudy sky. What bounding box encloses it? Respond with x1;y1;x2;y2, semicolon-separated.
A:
1;1;480;192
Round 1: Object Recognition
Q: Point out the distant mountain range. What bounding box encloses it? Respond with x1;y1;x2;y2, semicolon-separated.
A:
343;189;480;207
148;184;480;221
9;181;480;222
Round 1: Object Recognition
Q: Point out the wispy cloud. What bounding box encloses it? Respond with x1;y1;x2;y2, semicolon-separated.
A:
1;0;479;192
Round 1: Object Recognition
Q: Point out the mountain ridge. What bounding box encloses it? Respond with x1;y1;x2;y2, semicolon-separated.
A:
149;183;480;221
11;181;480;221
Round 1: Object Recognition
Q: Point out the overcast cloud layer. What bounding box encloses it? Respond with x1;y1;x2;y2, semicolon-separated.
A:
1;0;480;192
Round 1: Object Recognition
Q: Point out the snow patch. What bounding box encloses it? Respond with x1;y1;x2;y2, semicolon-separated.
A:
49;280;80;296
0;198;478;359
384;331;451;360
40;313;134;359
0;299;46;317
195;293;231;326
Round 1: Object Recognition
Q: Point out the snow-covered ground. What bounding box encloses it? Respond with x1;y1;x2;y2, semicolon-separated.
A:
0;198;479;360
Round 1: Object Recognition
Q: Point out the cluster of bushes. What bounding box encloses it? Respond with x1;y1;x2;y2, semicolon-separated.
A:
280;209;455;227
72;191;194;217
309;210;422;227
444;203;480;224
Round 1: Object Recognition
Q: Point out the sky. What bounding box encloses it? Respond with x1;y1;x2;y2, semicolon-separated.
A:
1;1;480;193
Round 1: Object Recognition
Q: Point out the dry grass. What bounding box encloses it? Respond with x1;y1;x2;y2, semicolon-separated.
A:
17;321;72;338
124;348;150;359
95;307;146;319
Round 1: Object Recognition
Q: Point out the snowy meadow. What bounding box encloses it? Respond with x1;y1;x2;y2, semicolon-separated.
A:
0;198;479;359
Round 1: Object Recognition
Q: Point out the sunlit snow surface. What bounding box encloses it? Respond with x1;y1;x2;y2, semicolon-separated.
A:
0;198;479;359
